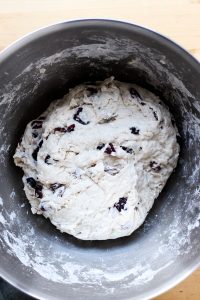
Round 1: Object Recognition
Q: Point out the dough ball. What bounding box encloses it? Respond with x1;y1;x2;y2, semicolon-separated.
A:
14;77;179;240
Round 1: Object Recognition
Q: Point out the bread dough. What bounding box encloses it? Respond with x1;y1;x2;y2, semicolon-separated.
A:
14;77;179;240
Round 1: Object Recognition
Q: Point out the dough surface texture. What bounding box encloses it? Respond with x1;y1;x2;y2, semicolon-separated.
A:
14;78;179;240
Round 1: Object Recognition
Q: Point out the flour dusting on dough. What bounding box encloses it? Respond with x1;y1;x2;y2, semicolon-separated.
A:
14;78;179;240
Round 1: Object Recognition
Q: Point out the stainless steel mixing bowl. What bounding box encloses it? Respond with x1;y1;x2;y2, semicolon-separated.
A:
0;19;199;300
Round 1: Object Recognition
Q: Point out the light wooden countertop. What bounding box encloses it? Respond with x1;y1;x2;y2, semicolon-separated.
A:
0;0;199;299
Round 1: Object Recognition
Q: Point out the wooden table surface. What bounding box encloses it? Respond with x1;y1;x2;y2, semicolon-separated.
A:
0;0;200;299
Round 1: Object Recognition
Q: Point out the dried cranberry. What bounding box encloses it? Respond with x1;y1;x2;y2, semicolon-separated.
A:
27;177;43;198
67;124;75;132
104;143;116;154
50;183;64;192
45;155;51;164
153;111;158;121
130;127;140;135
32;146;39;161
35;183;43;198
32;140;43;161
109;143;116;152
149;107;158;121
114;197;127;212
31;120;43;129
54;124;75;133
150;161;156;168
150;161;161;172
130;87;141;99
121;146;127;151
76;107;83;114
104;147;112;154
54;127;67;133
38;140;43;148
73;107;89;125
32;132;38;138
97;143;105;150
40;205;46;211
26;177;37;189
120;146;133;154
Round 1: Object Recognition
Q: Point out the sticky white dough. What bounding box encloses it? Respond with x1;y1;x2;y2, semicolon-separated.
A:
14;77;179;240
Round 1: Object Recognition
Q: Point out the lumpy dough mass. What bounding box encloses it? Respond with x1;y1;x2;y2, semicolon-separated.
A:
14;77;179;240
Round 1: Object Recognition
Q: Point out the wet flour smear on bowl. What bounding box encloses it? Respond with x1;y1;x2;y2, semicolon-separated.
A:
14;77;179;240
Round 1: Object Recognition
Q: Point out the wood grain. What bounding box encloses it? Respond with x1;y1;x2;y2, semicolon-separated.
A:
0;0;199;299
0;0;200;60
